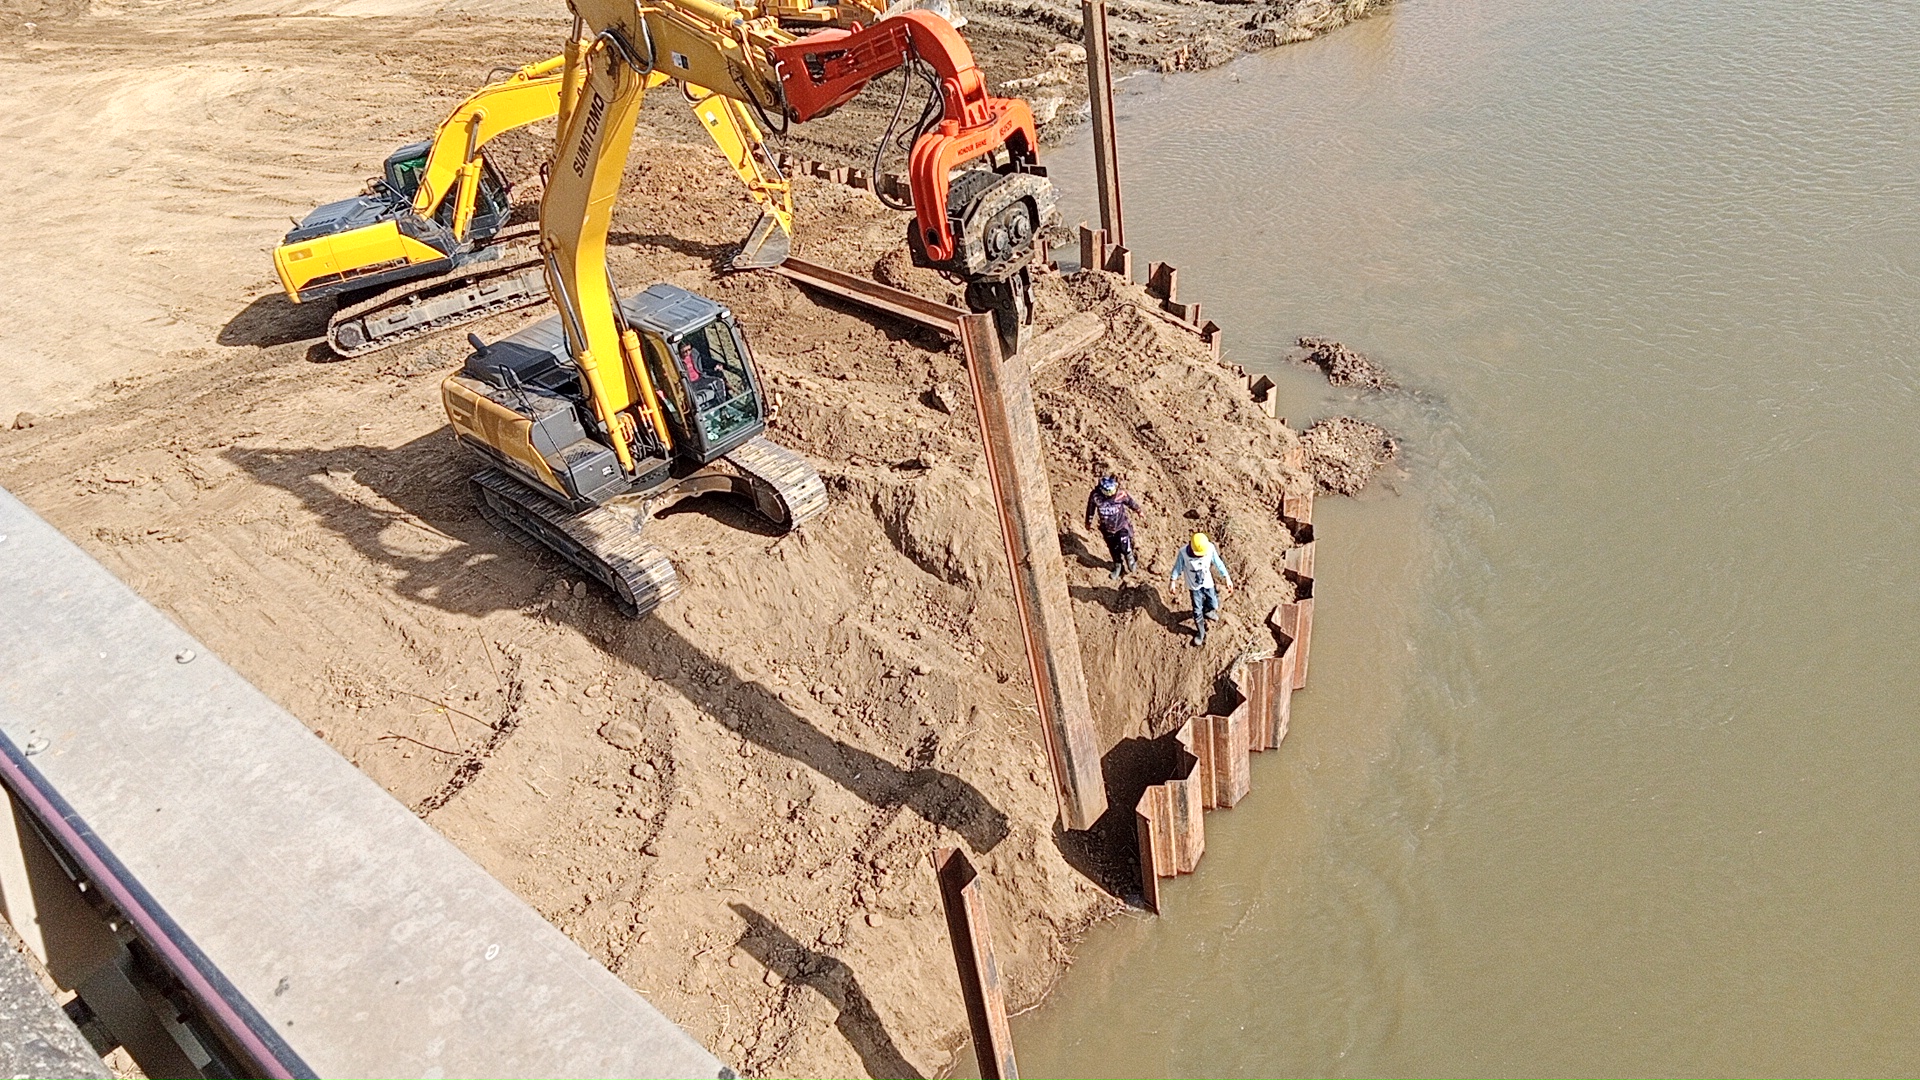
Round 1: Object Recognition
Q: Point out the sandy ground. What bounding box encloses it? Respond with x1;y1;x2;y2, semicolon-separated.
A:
0;0;570;418
0;0;1384;1072
0;168;1316;1073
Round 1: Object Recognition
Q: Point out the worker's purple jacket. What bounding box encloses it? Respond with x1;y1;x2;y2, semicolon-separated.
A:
1087;487;1141;538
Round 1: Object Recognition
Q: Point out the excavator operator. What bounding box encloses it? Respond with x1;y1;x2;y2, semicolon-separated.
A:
676;328;757;442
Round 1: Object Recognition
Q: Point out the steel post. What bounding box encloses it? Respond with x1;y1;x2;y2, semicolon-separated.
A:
934;849;1017;1080
958;313;1108;831
1082;0;1124;247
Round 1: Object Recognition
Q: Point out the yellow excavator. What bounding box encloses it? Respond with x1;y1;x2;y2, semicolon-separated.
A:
439;0;1057;614
274;55;798;358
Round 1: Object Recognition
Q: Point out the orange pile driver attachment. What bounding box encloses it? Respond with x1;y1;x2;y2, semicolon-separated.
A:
767;9;1057;281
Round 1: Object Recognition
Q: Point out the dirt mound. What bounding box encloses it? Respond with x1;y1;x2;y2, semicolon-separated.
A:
1294;335;1397;391
870;247;961;307
1300;415;1397;495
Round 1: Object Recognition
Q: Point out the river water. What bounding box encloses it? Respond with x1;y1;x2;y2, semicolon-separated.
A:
996;0;1920;1074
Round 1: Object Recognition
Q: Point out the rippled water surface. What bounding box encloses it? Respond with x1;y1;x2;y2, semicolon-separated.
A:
995;0;1920;1074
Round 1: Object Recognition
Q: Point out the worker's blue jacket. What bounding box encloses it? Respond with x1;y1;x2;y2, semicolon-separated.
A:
1087;487;1141;538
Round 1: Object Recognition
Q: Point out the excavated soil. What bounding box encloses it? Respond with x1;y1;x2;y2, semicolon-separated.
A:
0;0;1385;1073
1293;334;1397;392
1299;415;1396;496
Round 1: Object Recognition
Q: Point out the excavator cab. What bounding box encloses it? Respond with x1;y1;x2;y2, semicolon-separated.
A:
378;141;512;240
623;285;766;463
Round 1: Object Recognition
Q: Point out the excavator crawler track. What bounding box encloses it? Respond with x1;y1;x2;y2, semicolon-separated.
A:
468;437;821;618
470;468;681;617
327;227;548;358
723;435;829;530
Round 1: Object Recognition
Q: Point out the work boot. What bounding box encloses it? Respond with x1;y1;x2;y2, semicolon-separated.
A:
1110;563;1123;582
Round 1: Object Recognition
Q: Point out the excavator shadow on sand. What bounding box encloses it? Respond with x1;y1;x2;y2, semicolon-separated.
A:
221;432;1014;854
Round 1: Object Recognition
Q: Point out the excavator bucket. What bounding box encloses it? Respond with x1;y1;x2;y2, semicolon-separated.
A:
730;212;792;271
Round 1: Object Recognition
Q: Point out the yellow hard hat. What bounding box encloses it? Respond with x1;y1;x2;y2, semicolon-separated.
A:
1190;533;1211;556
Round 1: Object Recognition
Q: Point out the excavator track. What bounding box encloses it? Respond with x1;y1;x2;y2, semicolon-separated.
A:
723;435;829;530
467;437;822;618
327;226;549;358
470;468;681;617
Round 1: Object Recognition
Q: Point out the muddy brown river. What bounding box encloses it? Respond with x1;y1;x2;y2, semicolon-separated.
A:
983;0;1920;1074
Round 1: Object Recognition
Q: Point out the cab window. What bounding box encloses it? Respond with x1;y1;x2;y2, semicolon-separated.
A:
643;333;693;437
671;320;760;450
432;161;512;231
385;154;427;201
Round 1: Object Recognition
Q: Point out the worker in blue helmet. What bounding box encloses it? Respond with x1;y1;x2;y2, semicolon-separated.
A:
1169;532;1233;646
1085;474;1142;581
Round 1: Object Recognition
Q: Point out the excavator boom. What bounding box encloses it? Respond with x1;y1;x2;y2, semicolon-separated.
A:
406;54;568;240
541;0;1056;472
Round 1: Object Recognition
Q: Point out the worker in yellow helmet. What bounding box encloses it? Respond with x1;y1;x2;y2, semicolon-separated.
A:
1168;532;1233;647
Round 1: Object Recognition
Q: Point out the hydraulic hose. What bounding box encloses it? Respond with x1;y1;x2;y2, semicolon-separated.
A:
872;59;942;211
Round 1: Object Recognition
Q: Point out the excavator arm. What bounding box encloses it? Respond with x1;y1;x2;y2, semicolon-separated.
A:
767;10;1045;272
552;0;1049;273
408;54;568;241
542;28;652;474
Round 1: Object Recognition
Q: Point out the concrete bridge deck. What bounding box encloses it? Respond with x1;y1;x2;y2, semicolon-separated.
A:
0;486;724;1078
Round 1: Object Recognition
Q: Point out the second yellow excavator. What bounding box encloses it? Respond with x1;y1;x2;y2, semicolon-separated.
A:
274;54;798;358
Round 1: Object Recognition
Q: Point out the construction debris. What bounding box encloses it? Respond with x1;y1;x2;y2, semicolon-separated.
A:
1300;416;1399;495
1294;335;1397;391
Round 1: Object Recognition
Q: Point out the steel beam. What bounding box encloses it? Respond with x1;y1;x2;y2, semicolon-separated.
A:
772;256;967;333
934;849;1016;1079
1082;0;1125;247
958;314;1108;831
